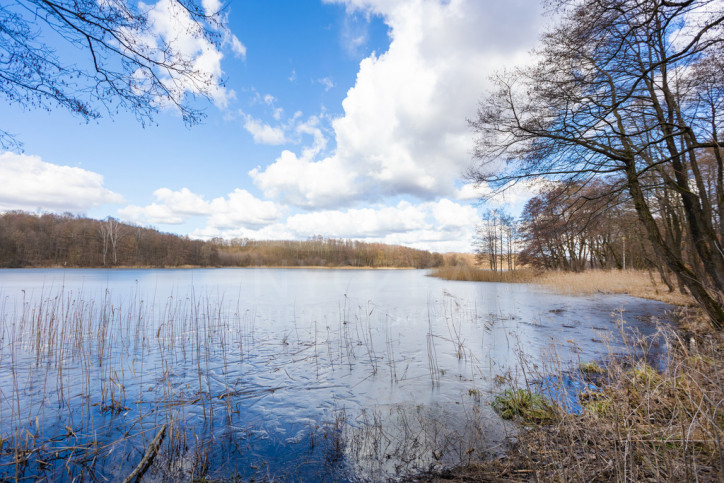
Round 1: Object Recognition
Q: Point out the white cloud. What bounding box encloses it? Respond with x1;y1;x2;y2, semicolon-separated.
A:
249;150;357;208
201;0;222;16
119;187;283;228
207;189;284;229
190;198;480;253
243;115;287;145
133;0;236;109
454;179;547;216
317;77;335;91
241;108;327;147
454;183;490;201
0;152;124;213
119;203;185;225
431;198;478;230
252;0;544;209
226;33;247;59
153;187;209;215
285;201;428;238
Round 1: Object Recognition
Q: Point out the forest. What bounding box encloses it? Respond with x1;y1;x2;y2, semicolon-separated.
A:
0;211;444;269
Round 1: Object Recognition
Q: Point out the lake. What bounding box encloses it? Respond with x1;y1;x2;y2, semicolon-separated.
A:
0;268;672;481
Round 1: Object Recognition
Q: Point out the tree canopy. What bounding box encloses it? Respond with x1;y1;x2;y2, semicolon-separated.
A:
470;0;724;327
0;0;229;148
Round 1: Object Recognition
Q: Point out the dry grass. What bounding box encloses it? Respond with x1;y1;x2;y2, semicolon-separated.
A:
431;266;694;306
427;265;723;482
430;266;537;283
534;269;694;306
431;318;724;482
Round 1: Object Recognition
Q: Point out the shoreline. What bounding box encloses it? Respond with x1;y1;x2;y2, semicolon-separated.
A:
425;269;722;482
429;266;694;307
0;265;425;270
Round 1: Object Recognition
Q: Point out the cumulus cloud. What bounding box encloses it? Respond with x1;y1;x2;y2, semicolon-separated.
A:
207;189;284;229
285;201;428;238
134;0;237;109
119;187;283;228
243;115;287;145
249;150;357;208
190;198;480;252
0;152;124;213
250;0;544;209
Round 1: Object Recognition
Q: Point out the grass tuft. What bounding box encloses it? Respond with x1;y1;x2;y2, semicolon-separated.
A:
579;361;605;374
491;388;555;424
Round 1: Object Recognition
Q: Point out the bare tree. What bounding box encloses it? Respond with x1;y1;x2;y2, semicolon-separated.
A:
0;0;230;148
469;0;724;328
474;208;518;272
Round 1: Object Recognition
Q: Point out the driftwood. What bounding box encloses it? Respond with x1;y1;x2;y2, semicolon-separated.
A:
122;424;167;483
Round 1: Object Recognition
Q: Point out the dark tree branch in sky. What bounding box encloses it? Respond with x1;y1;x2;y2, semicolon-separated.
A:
0;0;228;148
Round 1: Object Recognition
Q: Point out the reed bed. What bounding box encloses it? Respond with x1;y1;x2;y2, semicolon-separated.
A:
0;289;359;481
535;269;694;306
0;276;693;481
431;266;693;306
0;285;505;481
433;311;724;482
429;266;537;283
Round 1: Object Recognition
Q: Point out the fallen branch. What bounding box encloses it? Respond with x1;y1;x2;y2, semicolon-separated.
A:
122;424;167;483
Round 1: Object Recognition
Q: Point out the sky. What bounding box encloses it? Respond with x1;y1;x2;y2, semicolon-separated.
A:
0;0;548;253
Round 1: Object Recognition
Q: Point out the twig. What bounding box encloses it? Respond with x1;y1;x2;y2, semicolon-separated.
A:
122;424;167;483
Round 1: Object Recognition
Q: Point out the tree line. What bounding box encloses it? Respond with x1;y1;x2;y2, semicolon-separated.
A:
0;211;444;269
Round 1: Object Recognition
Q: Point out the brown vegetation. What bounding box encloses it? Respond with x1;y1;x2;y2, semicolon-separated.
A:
431;318;724;482
428;259;722;481
431;261;695;306
0;211;444;268
535;269;695;306
429;265;537;284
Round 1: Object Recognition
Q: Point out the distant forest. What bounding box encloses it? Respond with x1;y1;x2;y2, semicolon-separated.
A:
0;212;445;269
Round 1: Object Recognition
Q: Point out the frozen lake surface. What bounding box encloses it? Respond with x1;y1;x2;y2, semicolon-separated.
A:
0;268;673;481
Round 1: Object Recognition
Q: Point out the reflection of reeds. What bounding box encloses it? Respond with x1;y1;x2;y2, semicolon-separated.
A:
426;305;440;387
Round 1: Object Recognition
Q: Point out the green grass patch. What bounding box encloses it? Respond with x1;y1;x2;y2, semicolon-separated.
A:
579;361;605;374
492;388;556;424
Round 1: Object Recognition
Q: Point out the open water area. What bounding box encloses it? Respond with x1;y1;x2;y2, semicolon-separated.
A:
0;268;673;481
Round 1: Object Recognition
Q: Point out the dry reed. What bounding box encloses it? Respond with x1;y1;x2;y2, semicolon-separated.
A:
430;311;724;482
431;266;695;307
535;269;694;306
429;266;537;283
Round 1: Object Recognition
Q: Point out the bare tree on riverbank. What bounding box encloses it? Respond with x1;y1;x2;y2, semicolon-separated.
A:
469;0;724;328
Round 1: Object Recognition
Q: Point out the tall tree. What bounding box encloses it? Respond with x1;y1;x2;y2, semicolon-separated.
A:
469;0;724;328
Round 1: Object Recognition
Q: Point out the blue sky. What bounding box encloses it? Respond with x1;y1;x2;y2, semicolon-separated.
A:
0;0;546;252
